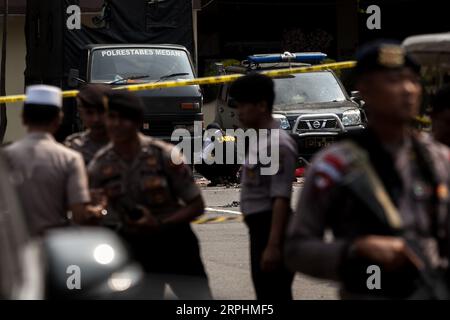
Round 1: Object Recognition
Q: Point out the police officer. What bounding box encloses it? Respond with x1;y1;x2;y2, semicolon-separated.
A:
228;73;298;300
431;85;450;147
65;84;112;165
194;122;240;186
3;85;102;236
285;40;450;299
88;90;212;300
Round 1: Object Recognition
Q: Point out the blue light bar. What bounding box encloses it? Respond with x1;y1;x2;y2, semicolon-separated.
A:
247;52;328;64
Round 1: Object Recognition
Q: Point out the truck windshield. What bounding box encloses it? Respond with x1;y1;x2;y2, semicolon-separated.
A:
273;72;347;109
90;48;194;82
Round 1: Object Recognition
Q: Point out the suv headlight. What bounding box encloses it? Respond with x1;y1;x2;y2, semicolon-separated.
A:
273;114;291;130
342;110;361;126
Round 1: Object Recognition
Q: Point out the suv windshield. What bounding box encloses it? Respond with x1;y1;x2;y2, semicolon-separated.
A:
90;48;194;82
273;71;347;109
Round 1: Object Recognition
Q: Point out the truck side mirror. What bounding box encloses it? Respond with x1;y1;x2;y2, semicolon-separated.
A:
350;91;365;107
68;69;85;88
215;63;225;75
350;91;362;101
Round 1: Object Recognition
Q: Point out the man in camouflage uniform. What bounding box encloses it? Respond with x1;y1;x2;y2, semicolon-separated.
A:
88;90;212;300
285;40;450;299
65;84;111;165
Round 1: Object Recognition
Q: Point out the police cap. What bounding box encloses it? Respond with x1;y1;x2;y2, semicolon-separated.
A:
104;90;144;123
77;84;112;111
354;39;420;77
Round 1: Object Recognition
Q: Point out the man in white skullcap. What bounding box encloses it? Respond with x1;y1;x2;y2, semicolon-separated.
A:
3;85;102;236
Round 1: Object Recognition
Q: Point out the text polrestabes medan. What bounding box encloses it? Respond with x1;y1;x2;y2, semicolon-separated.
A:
100;49;183;57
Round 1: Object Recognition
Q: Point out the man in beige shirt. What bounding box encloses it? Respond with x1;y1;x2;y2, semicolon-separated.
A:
3;85;102;236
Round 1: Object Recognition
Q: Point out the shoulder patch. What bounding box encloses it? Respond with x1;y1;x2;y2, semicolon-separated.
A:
310;144;354;190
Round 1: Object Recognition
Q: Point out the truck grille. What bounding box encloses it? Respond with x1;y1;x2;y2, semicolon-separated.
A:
297;119;338;131
141;114;203;138
143;119;176;137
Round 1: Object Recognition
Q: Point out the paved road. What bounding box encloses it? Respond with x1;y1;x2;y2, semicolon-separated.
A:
185;182;339;300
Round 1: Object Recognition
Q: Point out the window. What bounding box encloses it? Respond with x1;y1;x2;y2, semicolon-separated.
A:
90;48;194;83
273;72;347;110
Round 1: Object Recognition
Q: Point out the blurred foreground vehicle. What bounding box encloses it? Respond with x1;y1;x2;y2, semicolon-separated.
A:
0;151;145;300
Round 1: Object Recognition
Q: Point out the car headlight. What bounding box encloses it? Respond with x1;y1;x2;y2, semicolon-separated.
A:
342;110;361;126
273;115;291;130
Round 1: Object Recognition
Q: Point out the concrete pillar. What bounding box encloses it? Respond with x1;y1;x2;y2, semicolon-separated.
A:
0;16;26;143
192;0;201;74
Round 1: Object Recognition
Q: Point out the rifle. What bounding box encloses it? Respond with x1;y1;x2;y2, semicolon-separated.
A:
341;141;449;299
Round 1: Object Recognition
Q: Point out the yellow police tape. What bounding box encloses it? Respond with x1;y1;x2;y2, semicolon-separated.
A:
0;61;356;104
118;61;357;92
193;215;243;225
414;115;432;126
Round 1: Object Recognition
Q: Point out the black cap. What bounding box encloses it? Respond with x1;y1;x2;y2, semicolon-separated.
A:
206;122;222;130
104;90;144;123
354;39;420;77
228;73;275;110
77;84;112;111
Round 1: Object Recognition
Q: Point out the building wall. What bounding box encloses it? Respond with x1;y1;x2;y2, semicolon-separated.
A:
0;12;98;144
0;16;26;143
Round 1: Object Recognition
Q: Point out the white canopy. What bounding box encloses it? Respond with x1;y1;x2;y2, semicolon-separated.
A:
403;32;450;68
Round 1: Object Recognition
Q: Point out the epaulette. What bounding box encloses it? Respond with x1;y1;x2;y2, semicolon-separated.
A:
64;131;86;147
147;138;187;168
